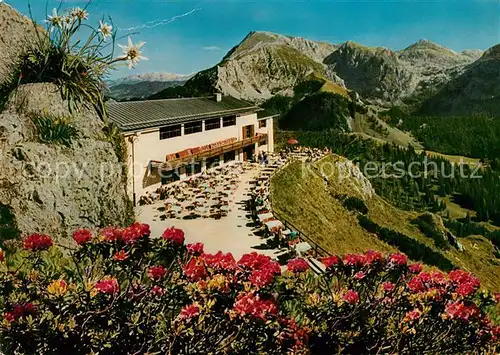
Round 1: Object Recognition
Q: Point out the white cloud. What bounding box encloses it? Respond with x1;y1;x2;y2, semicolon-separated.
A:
202;46;221;51
118;7;200;31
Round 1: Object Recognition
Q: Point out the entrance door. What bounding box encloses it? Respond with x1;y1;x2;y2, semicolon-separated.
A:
243;145;255;162
161;169;181;185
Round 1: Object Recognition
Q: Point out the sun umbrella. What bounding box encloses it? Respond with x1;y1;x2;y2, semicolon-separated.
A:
287;138;299;145
196;206;207;214
170;205;182;212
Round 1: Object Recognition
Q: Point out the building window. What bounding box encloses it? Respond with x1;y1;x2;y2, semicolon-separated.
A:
205;118;221;131
259;120;267;128
159;124;181;140
242;124;255;139
259;139;267;147
222;115;236;127
184;121;203;135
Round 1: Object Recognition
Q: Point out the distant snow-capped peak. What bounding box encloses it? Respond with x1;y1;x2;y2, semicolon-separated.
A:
109;72;194;86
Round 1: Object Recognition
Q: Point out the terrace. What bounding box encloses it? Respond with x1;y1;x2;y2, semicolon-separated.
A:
150;133;268;169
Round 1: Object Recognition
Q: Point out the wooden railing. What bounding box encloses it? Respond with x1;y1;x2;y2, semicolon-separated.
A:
151;134;268;169
273;210;330;258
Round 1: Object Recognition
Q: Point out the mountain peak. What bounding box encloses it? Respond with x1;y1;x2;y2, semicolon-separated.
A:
479;44;500;61
402;39;456;55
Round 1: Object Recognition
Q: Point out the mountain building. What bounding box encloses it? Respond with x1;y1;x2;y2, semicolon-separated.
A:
107;94;275;204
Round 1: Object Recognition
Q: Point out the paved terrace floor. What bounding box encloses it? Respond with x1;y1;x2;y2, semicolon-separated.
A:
135;166;279;260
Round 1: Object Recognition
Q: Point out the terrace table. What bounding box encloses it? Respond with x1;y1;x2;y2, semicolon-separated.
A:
265;220;284;231
258;213;274;222
294;242;312;256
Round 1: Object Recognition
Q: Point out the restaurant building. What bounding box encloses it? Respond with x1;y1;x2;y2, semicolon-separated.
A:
107;94;275;204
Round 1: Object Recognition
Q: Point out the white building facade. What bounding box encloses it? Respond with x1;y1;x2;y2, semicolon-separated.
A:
108;95;275;205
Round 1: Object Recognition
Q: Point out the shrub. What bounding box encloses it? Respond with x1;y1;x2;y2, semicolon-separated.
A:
31;112;78;147
280;92;351;132
0;204;20;243
0;224;498;354
340;195;369;214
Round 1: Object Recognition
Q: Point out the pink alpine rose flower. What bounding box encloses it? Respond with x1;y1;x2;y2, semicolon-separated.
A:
162;227;185;246
408;263;423;274
388;253;407;266
187;242;204;255
321;255;340;269
95;276;119;295
343;290;359;304
147;265;168;280
73;229;92;245
23;234;53;251
178;304;200;321
287;258;309;273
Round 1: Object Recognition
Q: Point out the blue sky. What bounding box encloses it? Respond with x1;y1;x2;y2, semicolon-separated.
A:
7;0;500;79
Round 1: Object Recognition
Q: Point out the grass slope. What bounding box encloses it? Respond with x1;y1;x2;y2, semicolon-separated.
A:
271;155;500;291
271;159;395;255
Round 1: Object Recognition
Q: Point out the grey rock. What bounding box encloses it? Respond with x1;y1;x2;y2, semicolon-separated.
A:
0;3;44;87
0;84;131;244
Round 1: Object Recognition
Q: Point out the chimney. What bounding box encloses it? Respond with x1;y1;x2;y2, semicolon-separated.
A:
215;93;222;102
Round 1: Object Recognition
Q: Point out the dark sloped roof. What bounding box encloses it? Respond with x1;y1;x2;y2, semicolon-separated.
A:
257;109;279;120
107;96;259;132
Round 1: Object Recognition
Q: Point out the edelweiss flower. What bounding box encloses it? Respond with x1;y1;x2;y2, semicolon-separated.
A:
118;36;148;69
62;15;76;30
70;7;89;21
98;20;113;40
46;8;63;29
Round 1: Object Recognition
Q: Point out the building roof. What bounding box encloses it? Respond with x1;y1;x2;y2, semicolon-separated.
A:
257;109;279;120
107;96;259;132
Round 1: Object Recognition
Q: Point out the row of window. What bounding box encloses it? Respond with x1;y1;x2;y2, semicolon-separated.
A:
159;116;237;140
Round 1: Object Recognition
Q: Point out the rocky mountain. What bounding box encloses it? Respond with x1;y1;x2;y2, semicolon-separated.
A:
180;31;345;103
107;73;193;100
181;31;484;109
324;42;412;103
418;44;500;116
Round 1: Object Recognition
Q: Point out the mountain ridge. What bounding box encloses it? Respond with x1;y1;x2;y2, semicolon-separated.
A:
166;31;487;110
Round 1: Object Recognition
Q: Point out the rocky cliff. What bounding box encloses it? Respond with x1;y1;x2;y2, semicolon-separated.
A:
0;84;132;244
183;31;345;103
0;4;132;244
418;44;500;116
0;3;41;87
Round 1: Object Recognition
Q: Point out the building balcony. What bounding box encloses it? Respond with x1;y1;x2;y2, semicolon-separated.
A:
150;133;268;170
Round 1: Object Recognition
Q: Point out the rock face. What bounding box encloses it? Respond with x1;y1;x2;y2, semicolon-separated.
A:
414;212;464;251
183;31;345;103
0;83;132;243
181;31;481;108
418;44;500;116
324;42;412;103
